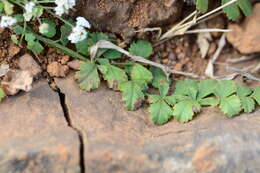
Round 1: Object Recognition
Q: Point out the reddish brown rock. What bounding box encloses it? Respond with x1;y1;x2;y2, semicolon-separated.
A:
0;81;80;173
78;0;183;38
56;76;260;173
227;3;260;54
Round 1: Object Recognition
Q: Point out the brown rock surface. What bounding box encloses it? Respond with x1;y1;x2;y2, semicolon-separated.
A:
78;0;183;38
56;76;260;173
227;3;260;54
0;81;80;173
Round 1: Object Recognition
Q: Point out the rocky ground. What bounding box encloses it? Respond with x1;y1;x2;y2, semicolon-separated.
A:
0;1;260;173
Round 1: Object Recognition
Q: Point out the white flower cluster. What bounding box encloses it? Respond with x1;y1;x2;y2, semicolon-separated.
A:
0;16;17;28
54;0;76;16
24;2;36;22
68;17;91;43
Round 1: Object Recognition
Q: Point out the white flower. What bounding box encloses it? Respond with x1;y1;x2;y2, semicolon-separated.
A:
39;23;49;34
54;0;76;16
0;16;17;28
68;26;87;43
23;2;36;21
76;17;91;28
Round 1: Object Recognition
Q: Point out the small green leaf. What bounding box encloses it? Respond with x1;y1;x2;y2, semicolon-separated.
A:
150;66;170;88
148;99;173;125
237;85;255;113
102;49;122;59
197;79;217;100
13;25;24;35
238;0;252;17
199;97;220;106
75;38;91;56
214;80;236;99
14;14;24;22
98;64;128;90
40;18;56;38
75;62;100;91
131;64;153;83
173;99;201;123
27;40;44;54
129;40;153;58
240;96;255;113
0;88;5;101
164;95;177;106
119;81;145;110
222;0;240;20
237;85;253;97
252;86;260;105
25;33;36;42
220;95;241;117
175;79;198;99
196;0;209;13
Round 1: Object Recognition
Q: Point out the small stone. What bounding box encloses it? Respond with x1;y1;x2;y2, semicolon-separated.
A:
7;43;20;58
47;62;69;77
227;3;260;54
67;60;85;71
60;55;70;65
18;54;42;77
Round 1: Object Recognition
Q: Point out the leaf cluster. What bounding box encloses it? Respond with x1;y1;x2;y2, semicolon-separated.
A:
196;0;252;20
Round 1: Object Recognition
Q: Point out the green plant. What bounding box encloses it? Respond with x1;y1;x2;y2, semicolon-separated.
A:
0;0;259;126
196;0;252;20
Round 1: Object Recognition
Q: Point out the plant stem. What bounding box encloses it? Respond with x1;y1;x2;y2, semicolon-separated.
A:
34;34;88;61
46;9;75;28
111;62;133;66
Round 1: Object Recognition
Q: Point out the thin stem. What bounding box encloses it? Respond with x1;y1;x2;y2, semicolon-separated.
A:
46;9;75;28
34;34;87;61
111;62;134;66
36;1;55;3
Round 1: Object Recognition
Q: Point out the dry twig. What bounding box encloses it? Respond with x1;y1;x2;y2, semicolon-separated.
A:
90;40;200;78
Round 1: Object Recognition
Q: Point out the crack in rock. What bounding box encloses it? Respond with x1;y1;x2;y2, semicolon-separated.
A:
57;90;86;173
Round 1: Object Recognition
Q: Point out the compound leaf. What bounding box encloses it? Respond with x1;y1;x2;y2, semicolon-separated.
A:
75;62;100;91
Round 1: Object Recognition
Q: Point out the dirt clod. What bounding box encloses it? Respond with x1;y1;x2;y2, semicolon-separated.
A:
47;62;69;77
